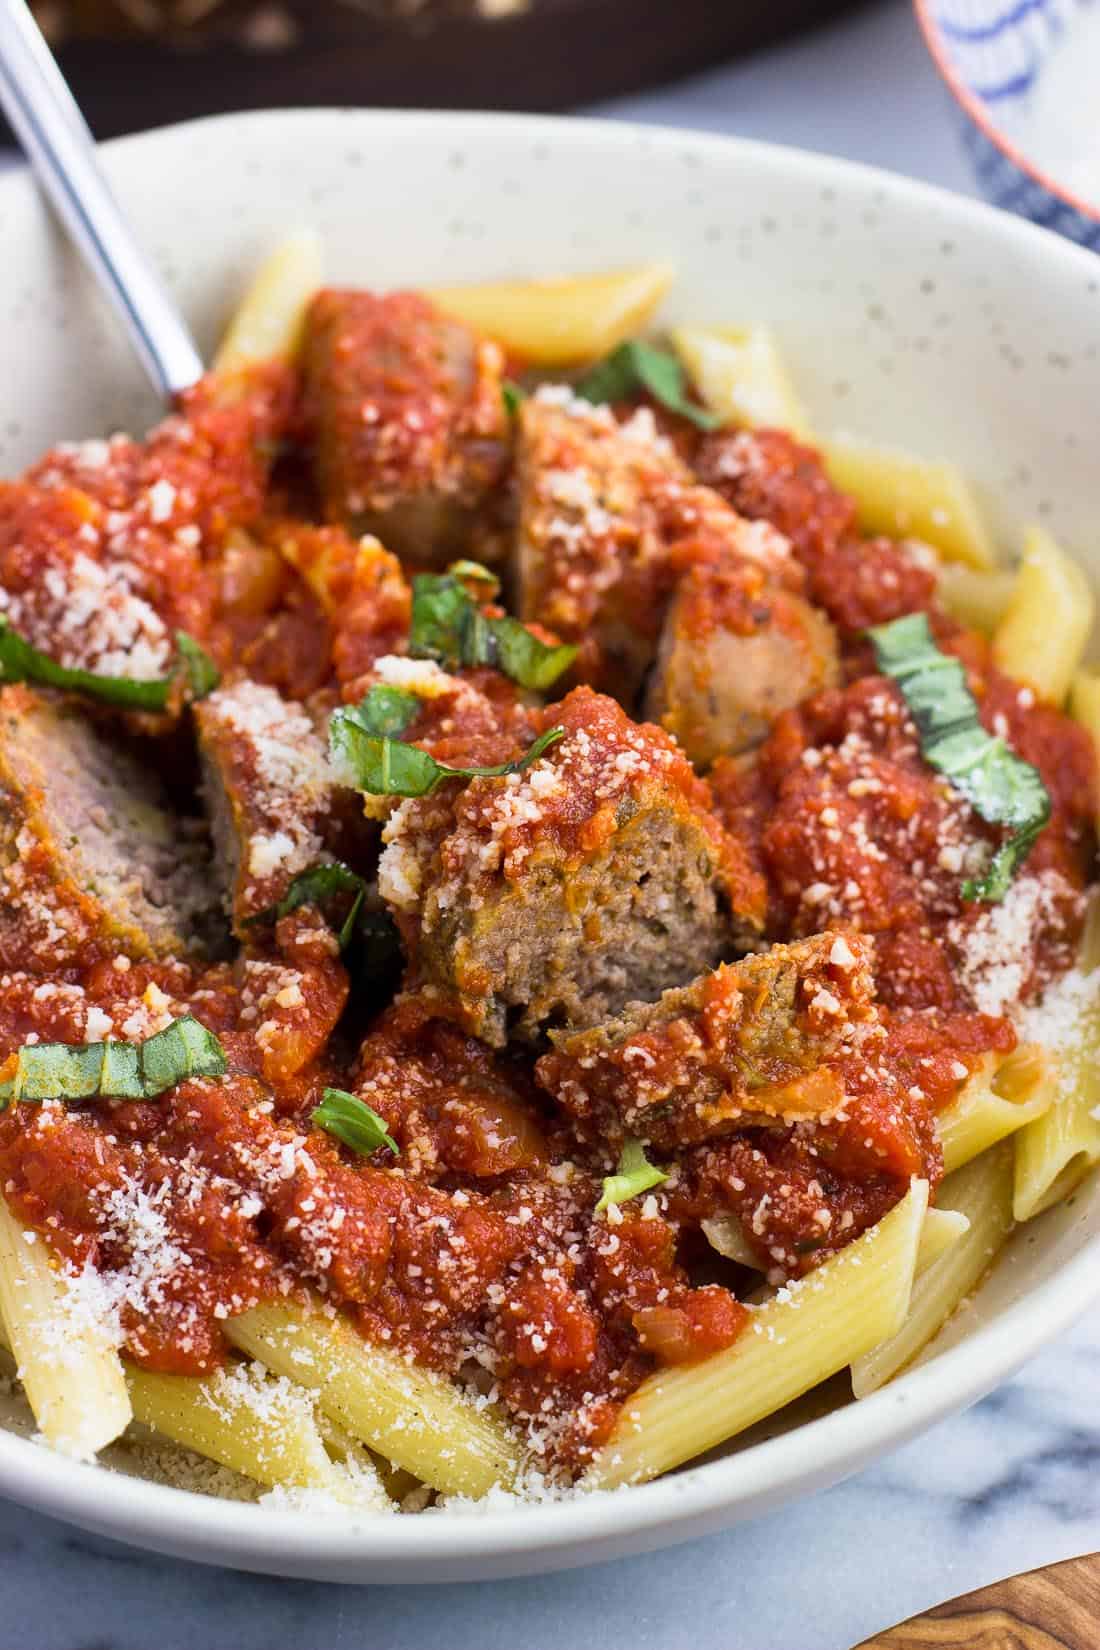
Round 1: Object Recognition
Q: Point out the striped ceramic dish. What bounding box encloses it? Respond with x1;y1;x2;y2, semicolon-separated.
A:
915;0;1100;248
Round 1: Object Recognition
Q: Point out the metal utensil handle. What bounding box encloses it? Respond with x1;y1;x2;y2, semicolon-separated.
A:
0;0;204;400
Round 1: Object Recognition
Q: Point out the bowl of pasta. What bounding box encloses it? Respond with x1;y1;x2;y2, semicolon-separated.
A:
0;107;1097;1583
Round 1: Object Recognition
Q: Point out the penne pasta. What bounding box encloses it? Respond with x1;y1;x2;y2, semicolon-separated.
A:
213;230;324;374
992;524;1095;705
227;1300;521;1499
915;1207;972;1276
1013;1084;1100;1223
670;324;810;436
1071;669;1100;781
938;1044;1054;1176
936;562;1017;635
851;1143;1014;1398
426;264;674;365
587;1181;928;1490
1013;950;1100;1222
127;1360;360;1500
0;1199;131;1460
820;435;996;568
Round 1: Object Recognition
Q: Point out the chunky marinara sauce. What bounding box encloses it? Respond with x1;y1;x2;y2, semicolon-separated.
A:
0;333;1094;1479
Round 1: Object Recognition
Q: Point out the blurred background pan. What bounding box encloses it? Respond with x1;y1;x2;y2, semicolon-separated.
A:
24;0;865;136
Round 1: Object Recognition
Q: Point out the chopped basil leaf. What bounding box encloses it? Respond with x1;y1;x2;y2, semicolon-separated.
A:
0;1014;226;1109
139;1016;227;1093
312;1087;398;1156
347;683;422;740
351;906;403;992
248;861;369;954
573;340;721;431
337;886;368;953
448;559;502;601
489;615;579;693
174;631;220;700
331;703;565;800
868;612;1051;903
595;1138;669;1215
409;572;474;667
502;381;525;418
0;617;218;710
408;566;577;692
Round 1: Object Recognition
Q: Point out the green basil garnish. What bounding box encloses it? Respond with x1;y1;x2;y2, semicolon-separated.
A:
501;381;525;419
409;564;578;692
595;1138;669;1215
0;1015;226;1109
0;616;219;710
868;611;1051;902
311;1087;398;1156
248;861;369;952
573;339;721;431
330;694;565;800
175;632;221;701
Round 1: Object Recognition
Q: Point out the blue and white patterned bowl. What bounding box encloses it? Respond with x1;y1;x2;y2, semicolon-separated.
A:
915;0;1100;248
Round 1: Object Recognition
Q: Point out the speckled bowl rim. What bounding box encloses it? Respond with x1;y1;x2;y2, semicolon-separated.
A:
913;0;1100;226
0;108;1099;1582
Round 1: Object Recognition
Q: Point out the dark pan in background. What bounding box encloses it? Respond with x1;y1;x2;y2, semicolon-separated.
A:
26;0;864;137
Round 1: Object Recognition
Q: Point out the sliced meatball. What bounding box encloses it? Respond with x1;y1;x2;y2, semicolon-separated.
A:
377;685;767;1046
301;290;510;564
0;685;218;970
536;931;878;1151
694;427;938;637
196;679;358;935
516;387;796;704
644;558;839;767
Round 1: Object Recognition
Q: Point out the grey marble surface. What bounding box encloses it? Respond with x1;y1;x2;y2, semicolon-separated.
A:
2;3;1098;1647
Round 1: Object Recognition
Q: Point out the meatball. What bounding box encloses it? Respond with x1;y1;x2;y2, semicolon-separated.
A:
645;557;839;767
196;680;350;935
0;685;219;969
377;685;767;1046
515;386;795;704
537;931;878;1152
301;290;511;564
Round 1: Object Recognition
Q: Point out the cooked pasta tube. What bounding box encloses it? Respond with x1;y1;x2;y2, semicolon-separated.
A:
587;1180;928;1489
316;1413;420;1504
227;1300;521;1498
1013;1085;1100;1223
1013;938;1100;1222
0;1198;131;1460
671;324;810;436
936;563;1017;635
214;230;323;374
820;435;996;568
851;1143;1014;1398
127;1361;361;1499
0;1215;353;1494
1071;669;1100;766
703;1205;968;1281
427;264;674;365
992;524;1094;705
938;1044;1053;1176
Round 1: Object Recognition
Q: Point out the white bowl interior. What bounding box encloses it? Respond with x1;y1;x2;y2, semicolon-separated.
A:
0;108;1098;1580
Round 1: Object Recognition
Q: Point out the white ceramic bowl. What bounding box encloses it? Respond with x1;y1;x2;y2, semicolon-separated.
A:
1;108;1099;1583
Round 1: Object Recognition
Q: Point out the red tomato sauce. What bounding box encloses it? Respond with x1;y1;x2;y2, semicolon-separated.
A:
0;335;1094;1479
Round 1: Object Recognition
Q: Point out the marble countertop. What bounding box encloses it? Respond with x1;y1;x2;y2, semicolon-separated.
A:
3;3;1098;1646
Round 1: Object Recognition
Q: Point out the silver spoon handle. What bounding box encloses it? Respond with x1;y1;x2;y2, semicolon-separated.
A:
0;0;204;401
